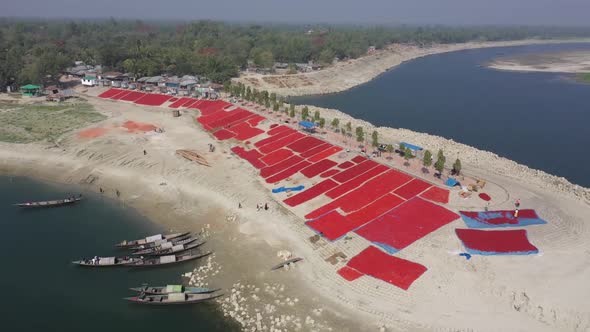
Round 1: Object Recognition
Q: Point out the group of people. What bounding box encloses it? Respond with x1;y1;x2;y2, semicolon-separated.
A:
256;202;269;211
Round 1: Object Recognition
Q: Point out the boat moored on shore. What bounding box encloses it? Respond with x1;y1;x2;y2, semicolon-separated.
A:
129;284;220;295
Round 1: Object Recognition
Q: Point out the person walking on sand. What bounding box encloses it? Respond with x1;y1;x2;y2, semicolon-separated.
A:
239;202;242;209
256;203;260;211
264;202;269;211
116;189;120;198
143;150;147;155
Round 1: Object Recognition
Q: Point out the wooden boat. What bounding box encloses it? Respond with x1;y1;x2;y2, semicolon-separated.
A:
129;284;220;295
124;292;222;305
135;240;205;256
127;233;194;251
271;257;303;271
115;232;190;248
72;256;141;267
14;196;82;208
132;237;198;254
176;149;211;167
125;250;212;267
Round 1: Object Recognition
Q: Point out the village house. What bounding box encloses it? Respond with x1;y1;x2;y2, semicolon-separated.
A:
81;75;98;86
164;76;181;94
99;72;128;87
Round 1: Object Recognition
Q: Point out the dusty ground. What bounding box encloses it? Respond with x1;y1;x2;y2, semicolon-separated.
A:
233;39;590;97
489;50;590;73
0;79;589;332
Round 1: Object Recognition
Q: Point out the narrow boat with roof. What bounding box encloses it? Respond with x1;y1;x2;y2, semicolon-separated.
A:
125;250;212;267
135;240;205;256
72;256;141;267
129;284;220;295
124;292;222;305
131;237;198;255
115;232;190;248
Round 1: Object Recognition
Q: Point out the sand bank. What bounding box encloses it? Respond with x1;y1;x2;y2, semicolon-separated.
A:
234;39;590;97
0;87;589;331
488;50;590;73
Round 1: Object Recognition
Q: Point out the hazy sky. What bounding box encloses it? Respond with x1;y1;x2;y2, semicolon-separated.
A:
4;0;590;26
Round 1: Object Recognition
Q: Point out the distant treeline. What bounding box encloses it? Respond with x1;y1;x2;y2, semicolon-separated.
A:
1;18;590;89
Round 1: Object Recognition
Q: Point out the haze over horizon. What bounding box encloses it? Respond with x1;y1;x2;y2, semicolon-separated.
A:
3;0;590;26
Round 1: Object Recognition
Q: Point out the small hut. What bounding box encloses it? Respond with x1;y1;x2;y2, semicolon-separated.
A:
20;84;41;97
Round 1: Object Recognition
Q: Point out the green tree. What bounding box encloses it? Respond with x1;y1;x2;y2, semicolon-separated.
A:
313;111;321;122
301;106;309;119
453;158;462;175
404;147;414;163
289;106;295;118
435;150;446;175
331;118;340;128
355;127;364;143
265;99;270;109
371;130;379;147
346;121;352;132
245;86;252;100
273;102;279;112
270;92;277;104
287;63;297;74
319;118;326;128
386;144;394;154
423;150;433;167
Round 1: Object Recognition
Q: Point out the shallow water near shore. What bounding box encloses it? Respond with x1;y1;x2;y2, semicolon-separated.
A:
293;43;590;187
0;176;237;332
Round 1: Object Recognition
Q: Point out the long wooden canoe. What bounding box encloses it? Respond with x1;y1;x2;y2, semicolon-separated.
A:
127;234;194;251
138;240;205;257
14;196;82;208
125;251;212;267
72;256;141;267
115;232;190;248
271;257;303;271
132;237;199;255
124;292;222;305
129;285;221;295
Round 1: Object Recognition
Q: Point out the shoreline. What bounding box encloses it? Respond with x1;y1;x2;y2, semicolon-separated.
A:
1;80;589;331
234;38;590;97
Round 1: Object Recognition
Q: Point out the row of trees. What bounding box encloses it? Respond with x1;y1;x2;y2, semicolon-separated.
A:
228;80;464;177
3;18;590;89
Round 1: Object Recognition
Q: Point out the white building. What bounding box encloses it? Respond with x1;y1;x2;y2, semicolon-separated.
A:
81;76;97;87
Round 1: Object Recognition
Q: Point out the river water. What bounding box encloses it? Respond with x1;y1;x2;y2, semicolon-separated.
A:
293;43;590;187
0;176;237;332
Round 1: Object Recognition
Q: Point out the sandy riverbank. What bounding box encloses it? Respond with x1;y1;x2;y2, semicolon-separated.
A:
1;88;589;331
488;50;590;73
233;39;590;97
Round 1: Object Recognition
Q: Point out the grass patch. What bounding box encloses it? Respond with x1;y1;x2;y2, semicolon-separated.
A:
574;73;590;84
0;101;106;143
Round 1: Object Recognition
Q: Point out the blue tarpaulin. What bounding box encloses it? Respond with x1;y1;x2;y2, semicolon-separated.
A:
298;121;316;129
445;178;460;187
272;185;305;193
400;142;423;151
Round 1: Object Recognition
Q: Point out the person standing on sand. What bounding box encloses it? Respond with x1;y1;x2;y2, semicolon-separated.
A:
143;150;147;155
116;189;120;198
256;203;260;211
239;202;242;209
264;202;269;211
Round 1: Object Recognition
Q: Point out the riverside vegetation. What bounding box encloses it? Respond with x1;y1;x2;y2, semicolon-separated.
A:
2;18;590;89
